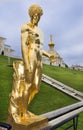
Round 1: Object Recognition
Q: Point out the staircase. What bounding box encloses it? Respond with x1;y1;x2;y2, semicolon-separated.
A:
42;74;83;101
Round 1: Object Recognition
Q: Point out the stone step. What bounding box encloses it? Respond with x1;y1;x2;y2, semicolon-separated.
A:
42;74;83;101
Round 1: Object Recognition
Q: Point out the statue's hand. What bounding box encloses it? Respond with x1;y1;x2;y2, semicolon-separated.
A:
49;54;56;63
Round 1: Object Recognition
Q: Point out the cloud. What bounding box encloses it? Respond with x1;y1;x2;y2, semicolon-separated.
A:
0;0;83;66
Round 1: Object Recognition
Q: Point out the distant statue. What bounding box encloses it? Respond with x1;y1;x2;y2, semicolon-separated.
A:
8;4;55;124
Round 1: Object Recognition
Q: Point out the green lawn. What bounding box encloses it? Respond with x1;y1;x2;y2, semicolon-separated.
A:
0;56;83;130
43;64;83;92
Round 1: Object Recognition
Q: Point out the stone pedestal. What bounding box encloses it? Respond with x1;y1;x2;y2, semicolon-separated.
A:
6;114;48;130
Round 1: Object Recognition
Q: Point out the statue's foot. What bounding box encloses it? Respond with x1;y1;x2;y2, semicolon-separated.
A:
12;113;21;123
11;111;38;122
22;111;37;119
27;111;36;117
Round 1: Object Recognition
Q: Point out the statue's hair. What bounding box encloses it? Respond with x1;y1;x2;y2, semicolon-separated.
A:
28;4;43;17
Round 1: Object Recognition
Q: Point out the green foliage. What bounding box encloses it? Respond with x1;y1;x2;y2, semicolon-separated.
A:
0;56;83;130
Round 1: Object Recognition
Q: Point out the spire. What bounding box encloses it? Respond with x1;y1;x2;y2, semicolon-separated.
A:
50;35;52;42
48;35;56;62
50;35;52;43
48;35;55;47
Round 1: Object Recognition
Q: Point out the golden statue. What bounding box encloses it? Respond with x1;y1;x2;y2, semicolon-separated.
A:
7;4;55;125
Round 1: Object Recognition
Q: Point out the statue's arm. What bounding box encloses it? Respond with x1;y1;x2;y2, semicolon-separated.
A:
21;24;29;69
42;50;50;58
42;50;56;62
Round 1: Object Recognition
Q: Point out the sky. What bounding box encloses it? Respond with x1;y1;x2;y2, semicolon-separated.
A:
0;0;83;66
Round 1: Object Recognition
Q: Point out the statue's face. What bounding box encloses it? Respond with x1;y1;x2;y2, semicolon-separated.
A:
31;13;40;26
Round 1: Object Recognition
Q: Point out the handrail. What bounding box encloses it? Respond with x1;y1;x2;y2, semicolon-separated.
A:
40;101;83;130
42;74;83;101
41;101;83;120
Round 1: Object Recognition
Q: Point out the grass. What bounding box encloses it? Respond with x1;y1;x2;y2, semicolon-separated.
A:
0;56;83;130
29;82;77;115
43;64;83;130
43;64;83;92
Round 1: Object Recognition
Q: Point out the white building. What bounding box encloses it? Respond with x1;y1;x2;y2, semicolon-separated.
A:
42;35;66;67
71;65;83;71
0;37;14;57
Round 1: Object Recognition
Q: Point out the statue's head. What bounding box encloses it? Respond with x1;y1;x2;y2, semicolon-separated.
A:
28;4;43;26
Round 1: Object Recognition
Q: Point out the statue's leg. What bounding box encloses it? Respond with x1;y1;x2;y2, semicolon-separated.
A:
36;60;42;89
26;58;42;111
22;49;37;117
